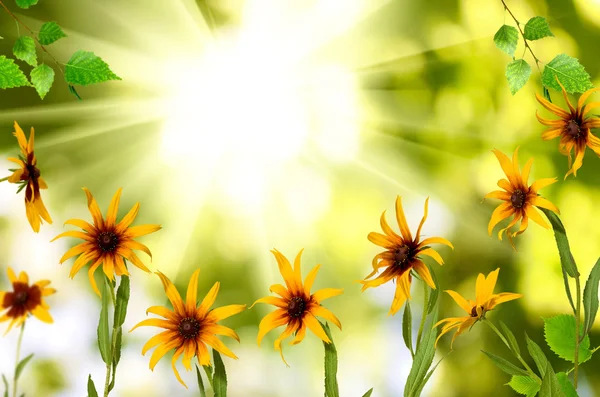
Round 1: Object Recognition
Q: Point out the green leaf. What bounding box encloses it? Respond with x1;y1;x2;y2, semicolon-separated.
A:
97;277;112;364
65;50;121;86
426;264;439;314
539;208;579;278
87;375;99;397
30;64;54;99
523;16;554;40
2;374;8;397
413;354;448;397
38;22;67;45
196;365;207;397
203;365;214;388
542;54;593;94
114;275;130;327
321;321;339;397
15;0;38;9
481;350;529;377
583;258;600;336
539;363;565;397
113;327;122;366
544;315;591;363
499;321;521;355
506;376;540;396
402;301;413;354
561;264;577;315
543;86;553;103
212;350;227;397
13;36;37;67
68;84;82;100
14;353;34;381
361;389;374;397
404;304;439;397
555;372;578;397
525;333;549;377
494;25;519;56
505;59;532;95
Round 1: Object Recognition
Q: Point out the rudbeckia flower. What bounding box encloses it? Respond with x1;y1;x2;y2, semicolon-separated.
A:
131;269;246;388
434;268;522;347
536;80;600;178
2;121;52;232
52;188;161;295
252;249;343;365
486;148;559;244
360;196;453;315
0;267;55;334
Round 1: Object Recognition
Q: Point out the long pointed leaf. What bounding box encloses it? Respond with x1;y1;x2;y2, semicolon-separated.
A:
87;375;99;397
539;208;579;278
114;275;130;328
196;365;207;397
404;304;439;397
583;258;600;336
212;350;227;397
402;302;413;354
14;353;34;380
97;277;112;364
481;350;529;377
361;388;374;397
561;265;576;315
321;321;340;397
525;333;548;378
499;321;521;356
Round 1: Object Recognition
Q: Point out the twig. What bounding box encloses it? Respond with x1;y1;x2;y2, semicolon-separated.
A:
500;0;542;74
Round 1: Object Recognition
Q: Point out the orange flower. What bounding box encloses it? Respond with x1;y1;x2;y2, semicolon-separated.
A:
252;249;343;365
536;81;600;178
486;148;559;244
0;267;55;334
360;196;453;315
3;121;52;232
52;188;161;295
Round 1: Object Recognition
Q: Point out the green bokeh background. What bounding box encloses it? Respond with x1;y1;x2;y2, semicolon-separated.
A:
0;0;600;396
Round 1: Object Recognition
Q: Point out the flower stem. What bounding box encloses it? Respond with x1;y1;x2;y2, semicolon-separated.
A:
500;0;542;74
574;275;582;388
12;323;25;397
484;319;541;384
102;278;119;397
0;176;9;182
416;281;429;350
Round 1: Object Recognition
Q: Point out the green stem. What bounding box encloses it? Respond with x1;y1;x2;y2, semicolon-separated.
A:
500;0;542;74
416;281;429;350
102;278;119;397
0;176;9;182
574;276;581;389
12;323;25;397
484;319;542;384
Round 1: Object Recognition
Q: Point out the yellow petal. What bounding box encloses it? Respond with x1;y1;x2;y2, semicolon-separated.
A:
269;284;291;300
196;341;211;366
312;288;343;303
13;121;28;154
367;232;396;249
303;264;320;296
290;322;307;345
293;249;303;288
105;188;122;228
271;249;302;295
530;177;557;192
114;202;140;234
18;270;28;283
413;260;435;289
82;188;105;229
202;333;238;359
419;237;453;249
273;322;296;366
130;318;178;333
418;248;444;265
415;197;429;241
148;338;181;370
196;281;220;319
445;290;472;314
146;305;179;321
51;230;94;243
535;92;570;118
125;224;162;238
484;190;511;200
256;309;288;346
389;272;411;315
208;304;246;322
487;292;523;308
7;267;16;283
60;242;93;264
379;210;401;242
521;158;534;186
185;269;200;314
155;271;185;316
310;305;342;330
141;330;177;355
203;324;240;342
171;345;188;388
64;218;95;233
303;312;330;343
530;196;560;214
395;196;413;241
250;296;287;310
487;202;513;235
31;306;53;323
525;205;550;229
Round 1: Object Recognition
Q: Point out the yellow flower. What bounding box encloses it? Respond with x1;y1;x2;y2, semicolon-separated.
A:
486;148;559;244
536;80;600;178
130;269;246;388
434;268;522;347
252;249;343;365
0;267;55;334
3;121;52;232
360;196;453;315
52;188;161;296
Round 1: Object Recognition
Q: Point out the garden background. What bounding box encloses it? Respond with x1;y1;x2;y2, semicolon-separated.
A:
1;0;599;396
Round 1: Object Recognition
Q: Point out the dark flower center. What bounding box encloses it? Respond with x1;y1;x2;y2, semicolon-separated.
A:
470;306;480;317
4;283;42;320
393;245;411;267
24;163;40;180
178;317;200;339
287;296;306;318
97;232;119;252
14;290;28;305
566;119;581;139
510;189;526;209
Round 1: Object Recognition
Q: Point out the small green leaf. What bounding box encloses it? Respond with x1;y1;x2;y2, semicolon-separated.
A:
539;208;579;278
65;50;121;86
412;354;448;396
13;36;37;67
113;327;122;366
555;372;578;397
97;277;112;364
212;350;227;397
426;264;439;314
196;365;207;397
0;56;29;89
87;375;99;397
525;333;549;377
30;64;54;99
499;321;520;355
321;321;339;397
68;84;82;100
583;258;600;336
543;86;553;103
402;301;413;354
203;365;214;388
404;304;439;397
15;0;38;9
361;389;374;397
542;54;593;94
506;376;540;396
561;265;577;315
114;275;130;327
2;374;8;397
523;16;554;40
494;25;519;56
481;350;529;377
14;353;34;381
506;59;532;95
38;22;67;45
539;364;565;397
544;315;591;363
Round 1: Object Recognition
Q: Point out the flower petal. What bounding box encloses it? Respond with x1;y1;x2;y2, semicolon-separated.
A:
530;196;560;214
415;197;429;241
256;309;288;346
445;290;472;314
82;188;105;229
185;269;200;314
487;202;513;235
524;205;550;229
208;304;246;322
413;260;436;289
196;281;220;319
304;312;331;343
310;305;342;330
105;188;122;228
155;271;185;315
312;288;343;303
395;196;413;241
303;265;320;296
